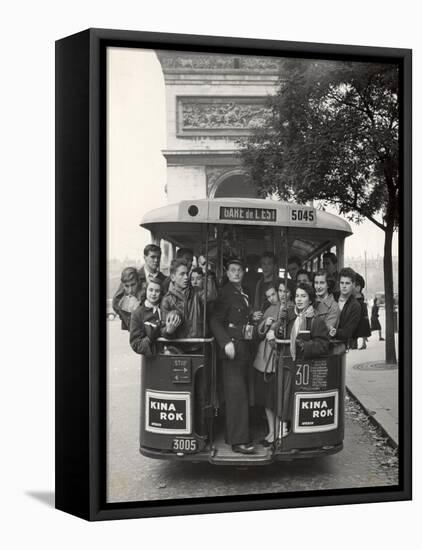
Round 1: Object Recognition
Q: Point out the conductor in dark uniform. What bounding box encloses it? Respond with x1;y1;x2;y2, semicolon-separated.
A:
210;258;255;454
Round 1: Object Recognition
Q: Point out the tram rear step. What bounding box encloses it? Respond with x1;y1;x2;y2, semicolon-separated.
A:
210;440;273;465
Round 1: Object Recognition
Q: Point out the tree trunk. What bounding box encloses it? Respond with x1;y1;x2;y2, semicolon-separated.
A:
383;223;397;364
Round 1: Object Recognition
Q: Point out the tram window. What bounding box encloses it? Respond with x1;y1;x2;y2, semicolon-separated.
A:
159;239;173;276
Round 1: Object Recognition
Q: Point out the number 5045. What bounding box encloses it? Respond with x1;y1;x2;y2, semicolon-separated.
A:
290;208;315;223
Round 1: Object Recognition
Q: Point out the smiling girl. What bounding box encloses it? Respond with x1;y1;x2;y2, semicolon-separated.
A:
130;279;165;356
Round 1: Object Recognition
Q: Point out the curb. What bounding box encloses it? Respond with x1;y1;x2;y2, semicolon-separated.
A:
346;385;398;449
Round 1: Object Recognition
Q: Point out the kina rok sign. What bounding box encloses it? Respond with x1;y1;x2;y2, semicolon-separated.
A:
145;390;192;435
293;390;339;433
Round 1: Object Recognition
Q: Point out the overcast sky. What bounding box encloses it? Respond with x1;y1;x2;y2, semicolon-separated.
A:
107;47;398;262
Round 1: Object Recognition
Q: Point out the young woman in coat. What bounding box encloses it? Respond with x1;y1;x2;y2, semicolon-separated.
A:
130;279;164;356
274;282;330;437
252;286;280;446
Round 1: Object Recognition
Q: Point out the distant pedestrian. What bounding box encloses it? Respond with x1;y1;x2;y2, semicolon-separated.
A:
352;273;372;350
370;297;385;341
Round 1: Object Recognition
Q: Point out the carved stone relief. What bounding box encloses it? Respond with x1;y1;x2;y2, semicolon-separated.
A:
157;52;282;72
178;97;271;135
182;101;270;130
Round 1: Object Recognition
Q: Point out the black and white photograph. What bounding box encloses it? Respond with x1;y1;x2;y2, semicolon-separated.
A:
4;0;421;544
106;46;403;504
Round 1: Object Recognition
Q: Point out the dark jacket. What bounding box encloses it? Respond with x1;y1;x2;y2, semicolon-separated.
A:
130;303;162;356
353;295;371;338
337;294;361;344
112;266;166;315
286;312;330;359
242;270;261;307
210;282;253;360
161;279;217;340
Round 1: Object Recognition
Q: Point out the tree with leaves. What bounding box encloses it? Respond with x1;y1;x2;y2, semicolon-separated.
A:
240;59;399;363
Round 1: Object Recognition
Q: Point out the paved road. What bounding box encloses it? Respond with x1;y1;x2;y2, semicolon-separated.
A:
106;320;398;504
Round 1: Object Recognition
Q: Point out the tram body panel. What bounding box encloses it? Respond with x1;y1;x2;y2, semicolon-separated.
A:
274;353;345;456
136;197;352;464
139;347;346;463
140;346;212;457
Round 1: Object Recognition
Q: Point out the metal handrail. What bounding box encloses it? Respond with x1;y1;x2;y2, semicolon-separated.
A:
275;338;345;345
156;337;215;344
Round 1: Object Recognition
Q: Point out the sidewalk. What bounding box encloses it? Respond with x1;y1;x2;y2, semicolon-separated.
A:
345;333;399;447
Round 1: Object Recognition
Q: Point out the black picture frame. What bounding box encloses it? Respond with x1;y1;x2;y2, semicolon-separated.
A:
55;28;412;521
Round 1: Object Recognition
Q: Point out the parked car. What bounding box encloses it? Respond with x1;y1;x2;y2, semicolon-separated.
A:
107;299;117;321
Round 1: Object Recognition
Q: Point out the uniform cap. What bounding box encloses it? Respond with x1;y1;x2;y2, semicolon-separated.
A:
225;257;245;269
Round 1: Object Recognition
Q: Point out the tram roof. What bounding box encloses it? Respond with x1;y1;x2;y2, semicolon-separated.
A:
141;198;352;235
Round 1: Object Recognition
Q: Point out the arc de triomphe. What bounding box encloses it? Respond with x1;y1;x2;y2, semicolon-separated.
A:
155;51;282;202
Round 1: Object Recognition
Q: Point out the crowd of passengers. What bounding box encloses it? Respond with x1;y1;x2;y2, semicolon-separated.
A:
112;244;383;454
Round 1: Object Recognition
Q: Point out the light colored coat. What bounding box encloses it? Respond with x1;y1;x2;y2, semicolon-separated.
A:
314;293;340;330
253;303;280;373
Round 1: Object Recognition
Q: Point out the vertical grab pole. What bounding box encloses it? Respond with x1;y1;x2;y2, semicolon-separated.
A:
202;223;212;446
272;227;280;449
284;227;289;338
203;223;209;340
276;228;289;447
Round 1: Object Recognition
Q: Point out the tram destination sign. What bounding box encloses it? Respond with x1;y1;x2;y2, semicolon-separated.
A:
293;390;338;433
219;206;277;222
145;390;191;434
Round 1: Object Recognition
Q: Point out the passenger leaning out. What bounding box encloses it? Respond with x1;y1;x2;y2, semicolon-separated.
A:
114;267;142;331
112;244;166;317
